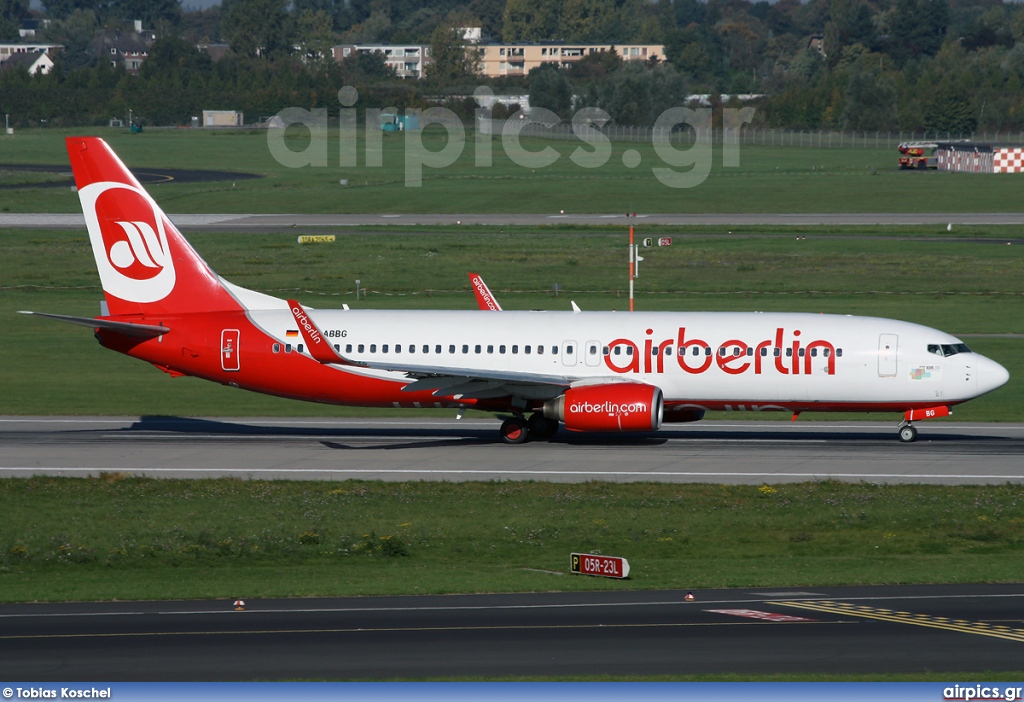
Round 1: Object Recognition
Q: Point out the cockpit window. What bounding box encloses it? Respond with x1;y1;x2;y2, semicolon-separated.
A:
928;343;971;357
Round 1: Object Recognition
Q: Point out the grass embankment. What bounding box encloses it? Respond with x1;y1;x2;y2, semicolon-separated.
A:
3;227;1021;419
3;127;1024;213
1;477;1022;602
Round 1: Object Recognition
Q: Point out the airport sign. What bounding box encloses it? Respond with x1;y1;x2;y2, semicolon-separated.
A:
571;552;630;578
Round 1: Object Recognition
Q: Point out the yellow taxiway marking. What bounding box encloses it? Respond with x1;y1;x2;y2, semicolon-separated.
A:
770;601;1024;643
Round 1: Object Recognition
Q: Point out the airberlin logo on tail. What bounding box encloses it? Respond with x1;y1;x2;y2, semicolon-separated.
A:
79;181;176;303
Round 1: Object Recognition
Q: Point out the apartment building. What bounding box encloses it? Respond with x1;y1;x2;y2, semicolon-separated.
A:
476;43;664;77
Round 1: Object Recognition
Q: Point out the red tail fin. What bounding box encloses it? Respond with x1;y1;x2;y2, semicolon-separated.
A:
67;137;240;317
468;272;502;311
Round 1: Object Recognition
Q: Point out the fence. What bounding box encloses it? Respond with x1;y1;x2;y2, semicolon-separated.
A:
477;118;1024;149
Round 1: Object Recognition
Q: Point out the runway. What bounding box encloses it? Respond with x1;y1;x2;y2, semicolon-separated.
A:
1;417;1022;484
5;212;1024;229
1;584;1022;680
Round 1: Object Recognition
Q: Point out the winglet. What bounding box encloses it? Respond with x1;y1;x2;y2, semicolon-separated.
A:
468;272;502;311
287;299;363;366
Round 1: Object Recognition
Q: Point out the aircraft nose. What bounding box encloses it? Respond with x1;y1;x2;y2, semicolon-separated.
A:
975;354;1010;396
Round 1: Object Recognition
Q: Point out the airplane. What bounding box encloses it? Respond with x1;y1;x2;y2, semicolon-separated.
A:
21;137;1010;444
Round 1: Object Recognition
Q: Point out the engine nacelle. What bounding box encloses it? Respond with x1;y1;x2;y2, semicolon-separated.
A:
543;383;664;433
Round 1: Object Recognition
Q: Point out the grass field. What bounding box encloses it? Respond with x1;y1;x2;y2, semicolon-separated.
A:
2;477;1022;603
4;127;1024;214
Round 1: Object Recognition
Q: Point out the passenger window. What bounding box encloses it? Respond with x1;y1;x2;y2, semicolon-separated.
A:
603;346;609;355
396;344;402;353
538;346;545;354
475;345;482;354
449;345;456;354
665;347;672;356
334;344;340;352
615;347;622;356
810;348;817;357
422;345;429;354
759;347;767;357
773;348;780;357
346;344;353;353
798;348;805;357
487;345;494;354
567;345;574;354
823;348;831;357
499;345;506;354
357;344;364;353
785;348;792;357
512;345;519;354
525;345;532;354
625;347;632;356
435;345;442;354
837;349;843;357
369;344;376;353
285;344;292;353
462;344;469;353
409;345;415;353
298;344;304;353
383;344;389;353
272;343;280;353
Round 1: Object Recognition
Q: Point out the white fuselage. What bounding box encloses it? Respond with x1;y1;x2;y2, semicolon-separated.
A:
246;307;1009;411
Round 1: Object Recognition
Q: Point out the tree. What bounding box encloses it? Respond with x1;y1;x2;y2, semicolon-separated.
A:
427;23;478;82
1;0;28;40
502;0;558;42
559;0;617;43
222;0;292;59
296;8;337;68
923;82;976;135
528;64;572;118
44;9;100;71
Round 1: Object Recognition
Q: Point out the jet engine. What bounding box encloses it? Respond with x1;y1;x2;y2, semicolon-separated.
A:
543;383;664;432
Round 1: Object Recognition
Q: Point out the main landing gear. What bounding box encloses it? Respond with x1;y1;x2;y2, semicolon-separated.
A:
897;421;918;443
500;413;559;444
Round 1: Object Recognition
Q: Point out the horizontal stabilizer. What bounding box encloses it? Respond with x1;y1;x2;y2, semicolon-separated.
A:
19;311;169;338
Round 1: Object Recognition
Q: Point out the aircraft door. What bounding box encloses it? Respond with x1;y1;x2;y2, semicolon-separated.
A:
221;329;240;372
878;333;897;377
584;340;602;367
561;340;578;367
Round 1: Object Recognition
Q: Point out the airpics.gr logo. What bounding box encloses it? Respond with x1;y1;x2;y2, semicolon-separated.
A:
79;181;176;303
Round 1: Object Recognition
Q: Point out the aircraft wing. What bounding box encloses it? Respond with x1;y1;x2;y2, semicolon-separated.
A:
287;300;625;401
362;359;578;401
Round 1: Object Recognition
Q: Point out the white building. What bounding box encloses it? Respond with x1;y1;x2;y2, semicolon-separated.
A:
333;44;431;79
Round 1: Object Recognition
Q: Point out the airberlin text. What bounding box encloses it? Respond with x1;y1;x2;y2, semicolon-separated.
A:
291;306;325;347
605;327;838;377
11;689;111;699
